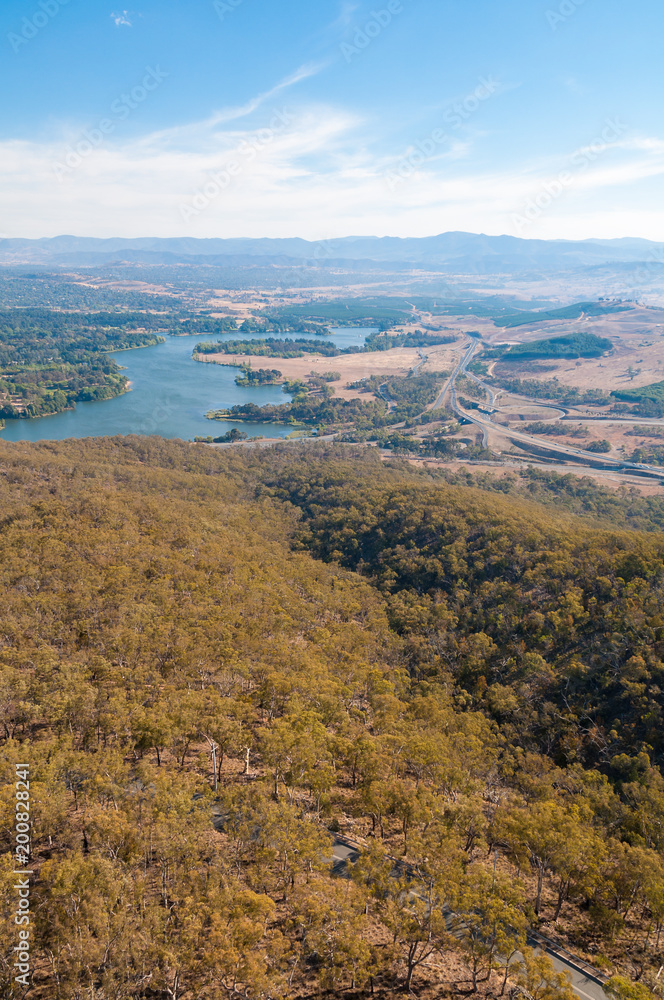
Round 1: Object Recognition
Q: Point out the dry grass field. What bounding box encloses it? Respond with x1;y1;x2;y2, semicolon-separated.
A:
486;305;664;392
197;342;464;400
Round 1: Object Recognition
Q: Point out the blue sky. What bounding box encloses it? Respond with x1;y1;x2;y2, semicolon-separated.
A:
1;0;662;240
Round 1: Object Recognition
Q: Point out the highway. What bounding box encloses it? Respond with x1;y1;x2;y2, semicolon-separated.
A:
441;340;664;483
432;340;479;410
206;337;664;486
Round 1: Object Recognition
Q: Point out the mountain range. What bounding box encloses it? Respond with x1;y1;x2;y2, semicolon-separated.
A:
2;232;664;275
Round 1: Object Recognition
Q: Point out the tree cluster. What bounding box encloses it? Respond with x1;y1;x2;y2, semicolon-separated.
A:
0;309;167;419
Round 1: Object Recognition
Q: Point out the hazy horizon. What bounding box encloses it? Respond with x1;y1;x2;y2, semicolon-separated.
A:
2;231;663;245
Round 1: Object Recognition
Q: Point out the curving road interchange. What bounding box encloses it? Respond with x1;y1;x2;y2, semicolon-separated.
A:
437;340;664;483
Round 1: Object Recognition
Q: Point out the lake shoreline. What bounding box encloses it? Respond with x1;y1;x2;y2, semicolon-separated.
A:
0;328;375;443
1;382;134;423
101;338;166;353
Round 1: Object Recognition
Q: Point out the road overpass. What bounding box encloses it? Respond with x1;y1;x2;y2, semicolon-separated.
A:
443;341;664;483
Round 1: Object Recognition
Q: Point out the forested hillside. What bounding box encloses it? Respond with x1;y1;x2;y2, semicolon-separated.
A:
0;438;662;999
493;302;628;328
496;332;613;361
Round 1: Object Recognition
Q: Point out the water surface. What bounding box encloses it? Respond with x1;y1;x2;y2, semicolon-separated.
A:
0;327;374;442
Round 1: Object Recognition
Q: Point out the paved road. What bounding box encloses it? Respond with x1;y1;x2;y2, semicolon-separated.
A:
567;416;664;427
525;933;608;1000
444;352;664;482
205;342;664;484
432;340;478;410
329;838;608;1000
415;455;664;489
465;370;501;409
461;403;664;481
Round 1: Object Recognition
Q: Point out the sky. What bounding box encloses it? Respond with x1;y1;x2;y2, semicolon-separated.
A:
0;0;662;241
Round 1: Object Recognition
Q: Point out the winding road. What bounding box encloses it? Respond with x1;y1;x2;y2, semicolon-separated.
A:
330;836;608;1000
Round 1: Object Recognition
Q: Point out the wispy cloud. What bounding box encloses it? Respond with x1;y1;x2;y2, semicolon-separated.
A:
111;10;133;27
331;1;359;31
145;62;326;148
305;2;360;58
562;76;585;96
204;61;327;128
1;77;664;242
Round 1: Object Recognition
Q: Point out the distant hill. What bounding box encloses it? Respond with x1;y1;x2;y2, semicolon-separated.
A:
2;231;664;275
493;301;629;328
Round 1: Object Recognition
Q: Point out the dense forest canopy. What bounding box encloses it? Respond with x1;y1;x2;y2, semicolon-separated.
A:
0;309;166;419
0;437;663;999
613;381;664;404
0;272;181;310
194;331;457;360
207;372;444;432
263;300;413;327
363;330;457;351
195;337;349;359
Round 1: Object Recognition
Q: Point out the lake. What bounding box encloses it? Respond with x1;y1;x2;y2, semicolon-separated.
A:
0;327;375;443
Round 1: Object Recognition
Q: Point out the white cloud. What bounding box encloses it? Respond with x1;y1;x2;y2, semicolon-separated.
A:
2;76;664;242
111;10;132;27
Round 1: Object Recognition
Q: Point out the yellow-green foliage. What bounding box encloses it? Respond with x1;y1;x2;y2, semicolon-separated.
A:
1;438;664;998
